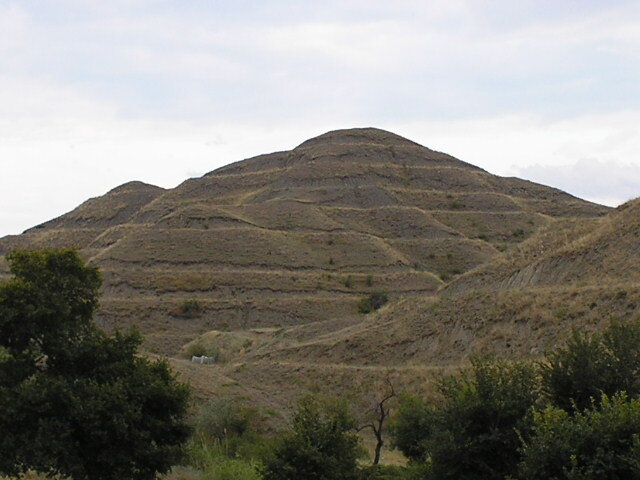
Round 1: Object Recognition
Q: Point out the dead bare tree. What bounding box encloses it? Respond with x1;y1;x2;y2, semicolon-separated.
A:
358;377;396;466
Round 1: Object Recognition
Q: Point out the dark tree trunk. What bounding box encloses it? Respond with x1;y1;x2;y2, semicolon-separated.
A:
373;429;384;465
359;378;396;466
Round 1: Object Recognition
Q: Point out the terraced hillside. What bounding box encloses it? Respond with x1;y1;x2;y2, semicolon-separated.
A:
256;197;640;375
0;128;609;356
445;198;640;292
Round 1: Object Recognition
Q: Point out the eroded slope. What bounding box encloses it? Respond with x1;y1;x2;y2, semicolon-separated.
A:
0;128;610;354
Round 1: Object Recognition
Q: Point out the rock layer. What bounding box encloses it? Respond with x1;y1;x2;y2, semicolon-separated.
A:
0;128;610;352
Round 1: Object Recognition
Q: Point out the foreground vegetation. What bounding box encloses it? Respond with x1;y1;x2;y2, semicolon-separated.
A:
4;249;640;480
167;322;640;480
390;320;640;479
167;320;640;480
0;250;190;480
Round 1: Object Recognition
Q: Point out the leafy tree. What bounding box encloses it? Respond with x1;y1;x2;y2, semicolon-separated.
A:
0;249;190;480
390;358;540;480
196;398;252;442
541;320;640;412
388;393;434;463
192;397;269;460
517;393;640;480
260;395;362;480
188;398;270;480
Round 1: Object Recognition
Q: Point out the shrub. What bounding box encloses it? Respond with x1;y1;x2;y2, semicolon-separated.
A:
517;393;640;480
175;299;203;318
541;319;640;412
358;292;389;314
390;357;540;480
388;394;434;463
358;464;415;480
260;395;362;480
189;437;261;480
195;399;252;443
188;398;270;479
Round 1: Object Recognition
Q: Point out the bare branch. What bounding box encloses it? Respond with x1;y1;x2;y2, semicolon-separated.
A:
357;423;376;433
359;375;398;465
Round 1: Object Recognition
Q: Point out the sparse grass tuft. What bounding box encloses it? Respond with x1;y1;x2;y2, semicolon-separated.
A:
173;299;204;318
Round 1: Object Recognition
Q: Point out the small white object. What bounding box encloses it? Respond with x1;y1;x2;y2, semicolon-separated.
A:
191;355;215;364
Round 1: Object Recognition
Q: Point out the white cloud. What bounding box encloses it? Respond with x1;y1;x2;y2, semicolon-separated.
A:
392;111;640;205
0;76;324;236
2;75;639;237
5;0;638;122
121;47;246;80
0;4;29;50
1;1;640;236
517;160;640;207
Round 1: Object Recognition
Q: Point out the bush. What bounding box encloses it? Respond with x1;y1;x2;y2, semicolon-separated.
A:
175;299;203;318
358;464;415;480
188;437;262;480
386;322;640;480
358;292;389;314
388;394;434;462
195;399;252;442
188;398;270;480
517;393;640;479
390;357;540;480
260;395;362;480
541;319;640;412
193;397;268;457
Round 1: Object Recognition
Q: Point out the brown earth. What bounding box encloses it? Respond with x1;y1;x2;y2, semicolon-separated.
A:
1;127;618;443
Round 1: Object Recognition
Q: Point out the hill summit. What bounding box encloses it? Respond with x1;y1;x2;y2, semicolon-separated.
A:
0;128;609;352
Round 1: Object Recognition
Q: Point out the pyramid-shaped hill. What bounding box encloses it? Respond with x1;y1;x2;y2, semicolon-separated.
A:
0;128;610;352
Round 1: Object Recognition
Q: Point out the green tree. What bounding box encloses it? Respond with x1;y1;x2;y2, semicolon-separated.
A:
541;320;640;412
188;399;267;480
261;395;362;480
517;393;640;480
192;397;269;459
195;398;252;443
390;358;540;480
388;393;434;463
0;249;190;480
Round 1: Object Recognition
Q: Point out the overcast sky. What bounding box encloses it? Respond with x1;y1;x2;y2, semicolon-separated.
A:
1;0;639;237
